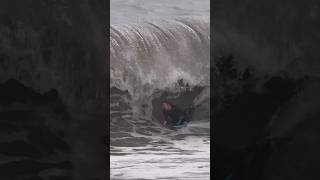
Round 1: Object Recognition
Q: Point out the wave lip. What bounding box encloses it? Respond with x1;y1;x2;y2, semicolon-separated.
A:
110;17;210;98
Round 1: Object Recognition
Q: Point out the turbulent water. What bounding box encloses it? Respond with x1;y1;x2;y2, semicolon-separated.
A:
110;0;210;179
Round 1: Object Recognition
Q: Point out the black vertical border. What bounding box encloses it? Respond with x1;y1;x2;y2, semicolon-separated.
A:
0;0;109;179
106;0;111;178
210;0;214;179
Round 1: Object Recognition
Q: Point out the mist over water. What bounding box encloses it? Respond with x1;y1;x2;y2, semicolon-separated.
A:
110;0;210;179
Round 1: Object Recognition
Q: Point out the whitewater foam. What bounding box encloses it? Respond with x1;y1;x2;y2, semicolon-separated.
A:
110;17;210;100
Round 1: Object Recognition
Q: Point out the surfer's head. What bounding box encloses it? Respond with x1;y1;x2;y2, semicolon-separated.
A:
162;101;173;111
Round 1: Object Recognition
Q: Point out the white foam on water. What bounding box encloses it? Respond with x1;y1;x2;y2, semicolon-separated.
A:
111;136;210;180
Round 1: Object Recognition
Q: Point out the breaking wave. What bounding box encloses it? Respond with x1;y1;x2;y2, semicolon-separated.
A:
110;17;210;139
110;17;209;97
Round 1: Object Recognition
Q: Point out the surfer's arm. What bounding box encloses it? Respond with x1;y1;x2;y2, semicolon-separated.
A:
163;110;168;125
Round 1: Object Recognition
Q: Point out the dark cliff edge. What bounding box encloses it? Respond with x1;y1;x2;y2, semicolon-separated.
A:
0;1;107;180
212;1;320;180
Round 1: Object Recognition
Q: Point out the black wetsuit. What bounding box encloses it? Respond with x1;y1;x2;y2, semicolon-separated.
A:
163;105;187;127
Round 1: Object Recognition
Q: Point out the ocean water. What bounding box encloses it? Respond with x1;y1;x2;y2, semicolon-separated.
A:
110;0;210;179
